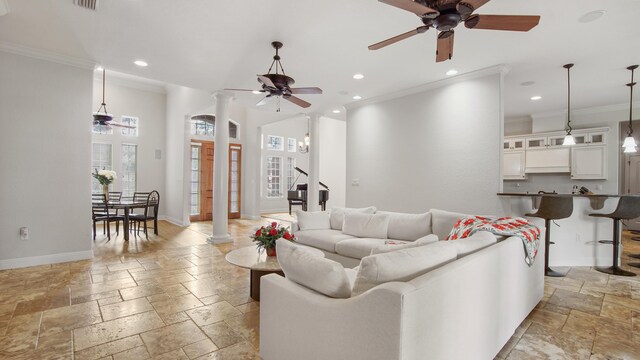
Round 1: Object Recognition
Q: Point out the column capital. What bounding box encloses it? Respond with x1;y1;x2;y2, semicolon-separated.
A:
307;112;323;121
211;90;236;102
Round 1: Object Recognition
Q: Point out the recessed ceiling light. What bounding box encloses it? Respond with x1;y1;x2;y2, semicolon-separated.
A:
134;60;148;67
332;109;341;114
578;10;605;23
252;90;262;94
446;69;458;76
353;73;364;80
521;81;536;87
530;96;542;101
352;95;362;100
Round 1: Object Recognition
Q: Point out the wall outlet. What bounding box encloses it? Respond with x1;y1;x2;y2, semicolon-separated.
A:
351;178;360;186
20;227;28;241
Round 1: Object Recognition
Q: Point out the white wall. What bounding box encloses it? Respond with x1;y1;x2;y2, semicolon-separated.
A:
319;116;346;209
504;116;532;136
91;78;167;215
0;51;93;268
260;117;309;213
502;105;640;194
346;73;504;215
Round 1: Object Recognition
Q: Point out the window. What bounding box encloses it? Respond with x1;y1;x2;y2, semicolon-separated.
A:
287;157;296;191
266;156;282;198
121;116;139;136
92;142;112;193
287;138;297;152
92;123;113;135
266;135;284;151
190;145;201;216
190;115;238;139
121;144;137;197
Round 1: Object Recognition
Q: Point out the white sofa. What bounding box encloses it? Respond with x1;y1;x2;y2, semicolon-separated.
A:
260;208;545;360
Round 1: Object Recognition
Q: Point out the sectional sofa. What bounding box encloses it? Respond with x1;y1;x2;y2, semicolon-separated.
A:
259;207;545;360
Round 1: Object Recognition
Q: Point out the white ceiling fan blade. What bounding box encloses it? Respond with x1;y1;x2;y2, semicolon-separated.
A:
108;122;135;129
257;75;276;88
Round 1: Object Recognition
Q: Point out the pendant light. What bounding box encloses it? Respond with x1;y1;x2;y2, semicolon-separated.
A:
623;65;638;153
562;64;576;146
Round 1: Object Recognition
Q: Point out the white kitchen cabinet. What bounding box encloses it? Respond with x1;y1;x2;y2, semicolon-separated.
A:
503;138;525;150
526;137;547;149
573;131;606;146
571;145;607;179
503;151;526;180
525;147;571;173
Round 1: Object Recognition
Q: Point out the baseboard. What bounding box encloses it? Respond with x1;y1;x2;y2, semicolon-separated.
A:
0;250;94;270
160;215;187;227
241;213;261;220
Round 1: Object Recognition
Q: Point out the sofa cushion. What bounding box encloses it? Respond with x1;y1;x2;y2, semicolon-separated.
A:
276;239;352;298
342;212;389;239
295;229;356;253
448;231;497;257
352;242;457;296
370;234;439;255
296;210;331;230
377;211;432;241
429;209;471;240
335;238;395;259
330;206;377;230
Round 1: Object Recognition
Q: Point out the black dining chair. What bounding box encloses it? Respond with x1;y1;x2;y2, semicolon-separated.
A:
92;194;124;241
130;190;160;239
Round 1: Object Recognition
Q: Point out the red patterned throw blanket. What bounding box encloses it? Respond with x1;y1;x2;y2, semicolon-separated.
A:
447;216;541;266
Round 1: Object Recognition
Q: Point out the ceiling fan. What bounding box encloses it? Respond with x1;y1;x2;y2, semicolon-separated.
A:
225;41;323;112
93;69;134;129
369;0;540;62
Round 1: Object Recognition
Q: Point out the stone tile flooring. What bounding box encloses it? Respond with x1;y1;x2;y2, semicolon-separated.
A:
0;215;639;359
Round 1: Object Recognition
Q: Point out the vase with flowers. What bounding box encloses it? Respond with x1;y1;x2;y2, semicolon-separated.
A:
251;222;295;256
92;169;117;201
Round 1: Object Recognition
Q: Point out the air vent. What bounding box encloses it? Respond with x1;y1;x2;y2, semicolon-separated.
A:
74;0;98;11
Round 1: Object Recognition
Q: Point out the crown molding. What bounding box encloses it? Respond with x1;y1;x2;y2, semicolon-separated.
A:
531;101;640;120
345;64;509;110
95;70;167;94
0;41;95;70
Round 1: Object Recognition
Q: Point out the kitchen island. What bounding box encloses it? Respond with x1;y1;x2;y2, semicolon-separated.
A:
498;193;631;267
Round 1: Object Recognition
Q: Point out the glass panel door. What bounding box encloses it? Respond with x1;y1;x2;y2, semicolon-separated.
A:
229;144;242;219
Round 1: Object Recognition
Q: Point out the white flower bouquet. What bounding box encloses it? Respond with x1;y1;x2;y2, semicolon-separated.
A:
93;169;117;185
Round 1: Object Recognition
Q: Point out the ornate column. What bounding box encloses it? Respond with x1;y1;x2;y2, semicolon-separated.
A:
208;91;235;244
307;113;321;212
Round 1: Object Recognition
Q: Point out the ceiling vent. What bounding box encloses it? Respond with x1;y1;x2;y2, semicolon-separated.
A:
73;0;99;11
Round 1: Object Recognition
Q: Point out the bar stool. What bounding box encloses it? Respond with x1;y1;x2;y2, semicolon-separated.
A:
590;196;640;277
525;196;574;277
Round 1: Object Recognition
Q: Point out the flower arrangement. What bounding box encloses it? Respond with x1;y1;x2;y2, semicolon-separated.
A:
92;169;117;185
251;221;295;256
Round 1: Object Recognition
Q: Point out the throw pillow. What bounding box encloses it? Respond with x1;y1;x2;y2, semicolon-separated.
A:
329;206;377;230
448;230;497;257
352;242;456;296
370;234;439;255
276;239;352;298
342;212;389;239
295;210;331;231
377;211;432;241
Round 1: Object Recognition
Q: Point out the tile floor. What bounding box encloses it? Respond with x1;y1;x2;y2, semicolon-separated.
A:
0;215;639;359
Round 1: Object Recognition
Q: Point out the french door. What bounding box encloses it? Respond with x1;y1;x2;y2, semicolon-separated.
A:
190;141;242;221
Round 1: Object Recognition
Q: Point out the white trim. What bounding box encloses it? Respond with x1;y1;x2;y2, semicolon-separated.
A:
0;250;93;270
95;70;167;94
345;64;509;110
532;101;640;121
159;215;187;227
0;41;95;70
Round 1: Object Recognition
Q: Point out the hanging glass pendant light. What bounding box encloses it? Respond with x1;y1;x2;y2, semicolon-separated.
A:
623;65;638;153
562;64;576;146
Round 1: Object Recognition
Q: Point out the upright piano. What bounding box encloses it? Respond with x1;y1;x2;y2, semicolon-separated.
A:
287;167;329;214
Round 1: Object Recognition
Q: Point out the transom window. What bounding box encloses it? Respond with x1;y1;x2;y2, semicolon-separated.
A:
121;116;139;136
266;135;284;151
190;115;238;139
92;123;113;135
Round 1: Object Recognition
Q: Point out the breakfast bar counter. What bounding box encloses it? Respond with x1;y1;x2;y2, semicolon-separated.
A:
497;193;630;267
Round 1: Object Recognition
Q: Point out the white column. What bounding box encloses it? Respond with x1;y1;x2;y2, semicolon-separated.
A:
208;91;234;244
307;113;321;212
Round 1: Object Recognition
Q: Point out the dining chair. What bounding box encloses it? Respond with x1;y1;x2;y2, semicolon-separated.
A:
92;194;124;241
108;192;122;214
130;190;160;239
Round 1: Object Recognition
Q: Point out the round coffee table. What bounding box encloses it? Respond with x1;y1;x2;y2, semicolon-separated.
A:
225;246;283;301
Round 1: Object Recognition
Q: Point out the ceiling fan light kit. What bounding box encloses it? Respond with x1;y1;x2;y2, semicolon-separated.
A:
623;65;638;153
562;64;576;146
369;0;540;62
225;41;322;112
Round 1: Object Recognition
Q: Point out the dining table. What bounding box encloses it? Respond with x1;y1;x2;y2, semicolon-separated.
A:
92;198;159;241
